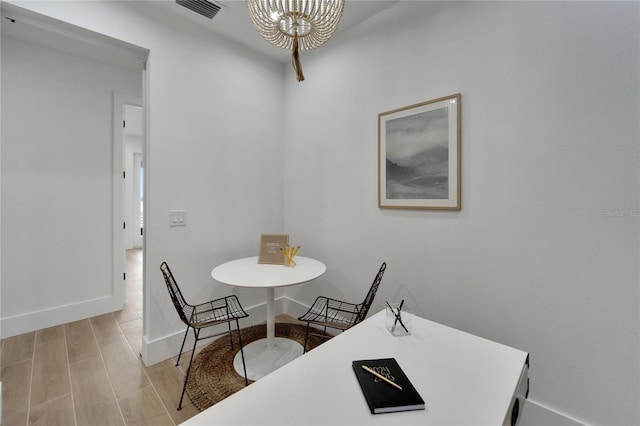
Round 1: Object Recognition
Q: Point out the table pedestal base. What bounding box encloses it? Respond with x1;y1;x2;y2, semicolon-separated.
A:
233;337;303;381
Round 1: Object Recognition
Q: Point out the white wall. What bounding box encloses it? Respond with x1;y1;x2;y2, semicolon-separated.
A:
1;34;142;334
1;1;286;364
282;2;639;425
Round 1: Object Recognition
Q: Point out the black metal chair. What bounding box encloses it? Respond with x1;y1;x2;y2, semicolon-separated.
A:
160;261;249;410
298;262;387;353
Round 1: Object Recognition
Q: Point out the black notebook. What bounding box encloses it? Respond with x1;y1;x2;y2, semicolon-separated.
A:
352;358;426;414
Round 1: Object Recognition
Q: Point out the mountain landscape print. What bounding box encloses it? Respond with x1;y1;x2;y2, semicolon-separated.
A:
385;106;449;199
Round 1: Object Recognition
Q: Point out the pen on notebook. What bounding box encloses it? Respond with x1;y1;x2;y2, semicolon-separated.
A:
361;365;403;391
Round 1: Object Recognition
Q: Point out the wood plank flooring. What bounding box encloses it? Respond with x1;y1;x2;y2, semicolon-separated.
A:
1;250;305;425
0;249;202;426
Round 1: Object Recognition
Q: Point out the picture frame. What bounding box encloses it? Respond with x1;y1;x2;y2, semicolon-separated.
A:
378;93;461;210
258;234;289;264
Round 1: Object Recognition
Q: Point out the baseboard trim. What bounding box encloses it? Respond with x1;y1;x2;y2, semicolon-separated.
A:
0;295;122;338
520;398;588;426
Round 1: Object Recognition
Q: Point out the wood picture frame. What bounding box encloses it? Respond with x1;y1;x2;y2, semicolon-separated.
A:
258;234;289;264
378;93;461;210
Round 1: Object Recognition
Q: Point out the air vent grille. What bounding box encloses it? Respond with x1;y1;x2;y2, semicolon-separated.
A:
176;0;222;20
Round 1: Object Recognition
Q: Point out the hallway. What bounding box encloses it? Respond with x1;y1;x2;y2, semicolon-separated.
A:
0;249;200;425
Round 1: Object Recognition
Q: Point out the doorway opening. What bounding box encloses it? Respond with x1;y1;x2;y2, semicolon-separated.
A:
132;140;144;248
122;103;144;327
114;93;144;333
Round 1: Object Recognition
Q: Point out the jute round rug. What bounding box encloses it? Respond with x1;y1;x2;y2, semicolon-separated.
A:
185;323;331;411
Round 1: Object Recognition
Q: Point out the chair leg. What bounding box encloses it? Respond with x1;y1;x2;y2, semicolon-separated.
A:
235;319;249;386
227;320;234;350
175;325;190;367
178;328;199;411
302;322;310;354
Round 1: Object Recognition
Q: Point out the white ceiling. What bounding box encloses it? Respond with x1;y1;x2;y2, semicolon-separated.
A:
153;0;398;63
1;1;397;67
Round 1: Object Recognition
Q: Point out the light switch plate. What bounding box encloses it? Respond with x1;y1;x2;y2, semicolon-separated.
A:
169;210;187;227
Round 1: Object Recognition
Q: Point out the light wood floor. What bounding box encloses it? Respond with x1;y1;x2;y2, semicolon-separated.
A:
0;249;202;426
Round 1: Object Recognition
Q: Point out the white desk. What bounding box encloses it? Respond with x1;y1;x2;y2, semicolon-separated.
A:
181;309;529;426
211;256;326;379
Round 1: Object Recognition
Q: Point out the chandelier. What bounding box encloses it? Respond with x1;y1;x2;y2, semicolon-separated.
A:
246;0;345;82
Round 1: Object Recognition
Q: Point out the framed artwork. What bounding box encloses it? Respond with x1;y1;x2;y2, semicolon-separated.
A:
258;234;289;264
378;93;461;210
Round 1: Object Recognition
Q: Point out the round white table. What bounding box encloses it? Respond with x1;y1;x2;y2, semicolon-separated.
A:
211;256;326;379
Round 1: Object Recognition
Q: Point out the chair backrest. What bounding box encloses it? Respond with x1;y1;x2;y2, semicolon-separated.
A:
160;261;191;326
355;262;387;325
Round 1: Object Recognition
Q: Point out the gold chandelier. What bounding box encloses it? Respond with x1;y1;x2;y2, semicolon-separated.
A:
246;0;345;82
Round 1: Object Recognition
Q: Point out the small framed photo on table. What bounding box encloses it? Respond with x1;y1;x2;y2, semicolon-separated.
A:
258;234;289;264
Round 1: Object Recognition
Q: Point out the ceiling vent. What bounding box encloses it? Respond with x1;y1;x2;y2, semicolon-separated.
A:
176;0;223;20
